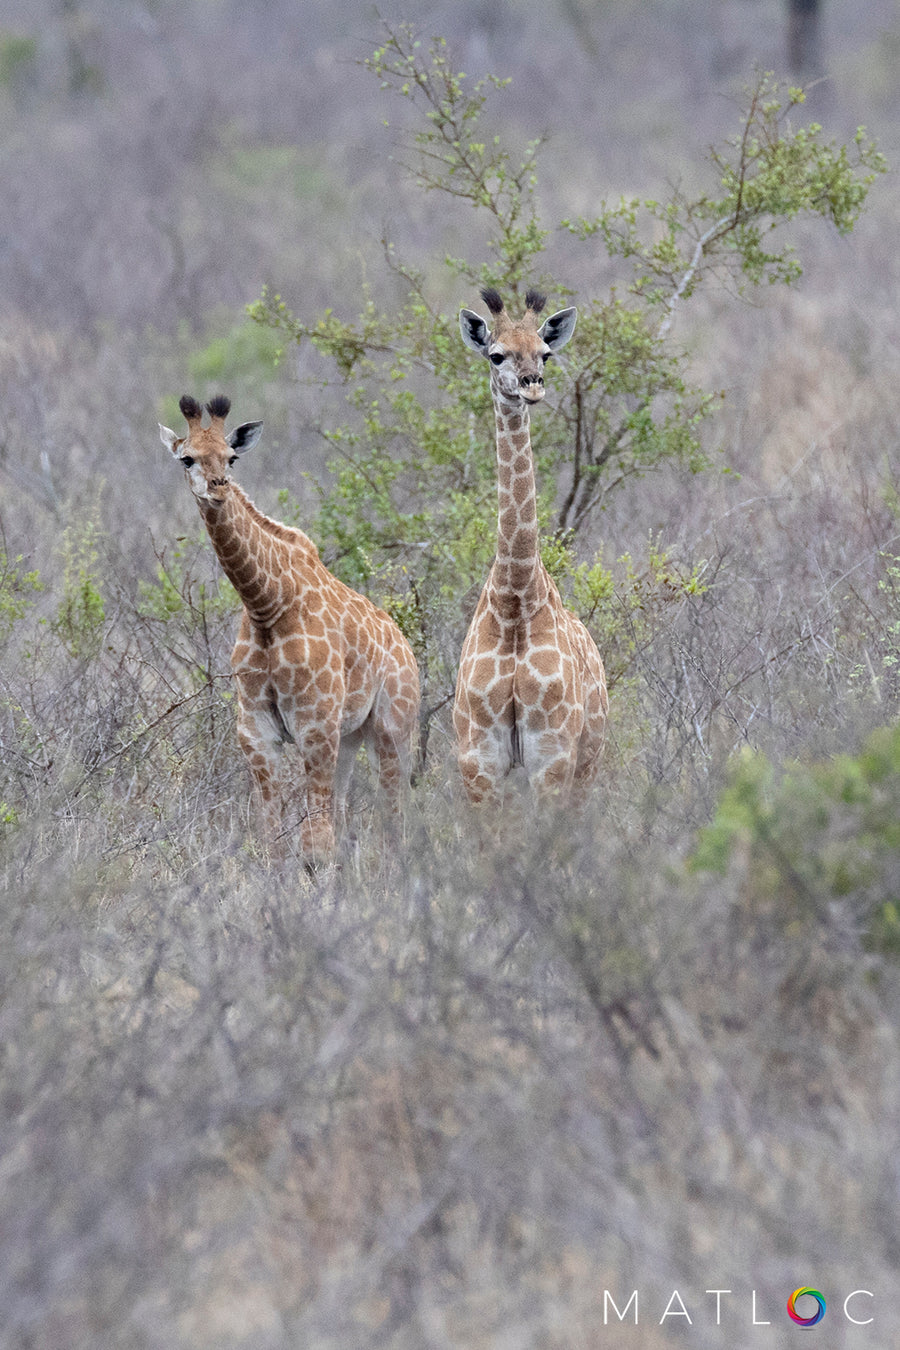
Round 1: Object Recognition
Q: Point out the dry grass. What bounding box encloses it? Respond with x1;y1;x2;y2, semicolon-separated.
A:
4;778;900;1348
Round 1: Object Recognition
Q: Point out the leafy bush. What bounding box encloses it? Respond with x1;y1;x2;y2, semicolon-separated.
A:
137;533;240;627
52;516;106;660
0;535;41;644
691;723;900;955
186;317;285;395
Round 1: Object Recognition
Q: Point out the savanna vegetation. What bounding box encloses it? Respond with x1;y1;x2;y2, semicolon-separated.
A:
2;2;900;1346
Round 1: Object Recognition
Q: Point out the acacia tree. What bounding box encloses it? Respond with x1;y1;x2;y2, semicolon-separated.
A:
250;22;884;701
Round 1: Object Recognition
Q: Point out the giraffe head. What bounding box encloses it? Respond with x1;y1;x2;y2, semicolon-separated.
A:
459;287;577;406
159;394;263;504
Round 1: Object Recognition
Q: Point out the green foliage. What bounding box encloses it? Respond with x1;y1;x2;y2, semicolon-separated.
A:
251;22;885;695
0;541;42;642
252;282;504;687
690;747;776;877
138;534;240;625
365;29;548;291
546;534;708;691
52;517;105;660
568;82;884;300
210;139;334;203
690;725;900;956
187;317;285;391
0;32;36;88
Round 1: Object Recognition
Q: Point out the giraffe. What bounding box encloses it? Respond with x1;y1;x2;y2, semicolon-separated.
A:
159;394;420;867
453;288;608;804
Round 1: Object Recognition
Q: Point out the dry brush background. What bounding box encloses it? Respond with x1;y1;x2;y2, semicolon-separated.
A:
3;1;900;1347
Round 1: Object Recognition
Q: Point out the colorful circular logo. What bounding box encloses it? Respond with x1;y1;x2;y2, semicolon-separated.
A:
787;1288;826;1326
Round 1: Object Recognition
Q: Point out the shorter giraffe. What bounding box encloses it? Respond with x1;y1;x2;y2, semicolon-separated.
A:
160;395;420;866
454;288;608;804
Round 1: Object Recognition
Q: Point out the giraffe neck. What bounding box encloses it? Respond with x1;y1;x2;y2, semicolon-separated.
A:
198;484;316;629
490;391;549;617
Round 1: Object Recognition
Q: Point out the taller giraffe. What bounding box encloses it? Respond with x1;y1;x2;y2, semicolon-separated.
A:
453;289;608;803
159;395;420;867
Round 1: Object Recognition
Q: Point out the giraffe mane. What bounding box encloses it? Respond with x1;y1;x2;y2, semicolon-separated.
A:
229;483;320;558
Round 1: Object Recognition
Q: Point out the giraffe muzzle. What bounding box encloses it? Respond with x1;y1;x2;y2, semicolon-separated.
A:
520;376;545;403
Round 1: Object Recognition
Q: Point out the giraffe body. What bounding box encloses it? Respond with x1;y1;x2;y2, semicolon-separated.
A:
453;290;608;804
160;395;419;866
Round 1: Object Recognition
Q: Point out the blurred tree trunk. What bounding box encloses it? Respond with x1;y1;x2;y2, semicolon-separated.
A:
788;0;822;74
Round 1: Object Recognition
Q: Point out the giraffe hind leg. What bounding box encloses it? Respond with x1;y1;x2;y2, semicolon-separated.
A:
333;728;364;845
518;721;580;801
370;677;419;812
570;679;608;805
456;725;516;805
370;720;413;812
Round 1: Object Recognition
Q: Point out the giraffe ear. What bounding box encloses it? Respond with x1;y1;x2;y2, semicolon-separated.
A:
459;308;490;356
226;420;263;455
159;424;181;456
539;307;577;352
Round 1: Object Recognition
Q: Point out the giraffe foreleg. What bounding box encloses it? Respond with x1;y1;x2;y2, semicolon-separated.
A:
236;705;288;858
295;724;341;869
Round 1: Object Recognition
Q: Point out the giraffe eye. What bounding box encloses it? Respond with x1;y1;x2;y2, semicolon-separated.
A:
489;352;506;366
228;455;238;467
541;351;552;363
181;455;195;468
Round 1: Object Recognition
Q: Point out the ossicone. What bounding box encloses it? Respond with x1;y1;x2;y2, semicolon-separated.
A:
480;286;505;316
179;394;203;422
